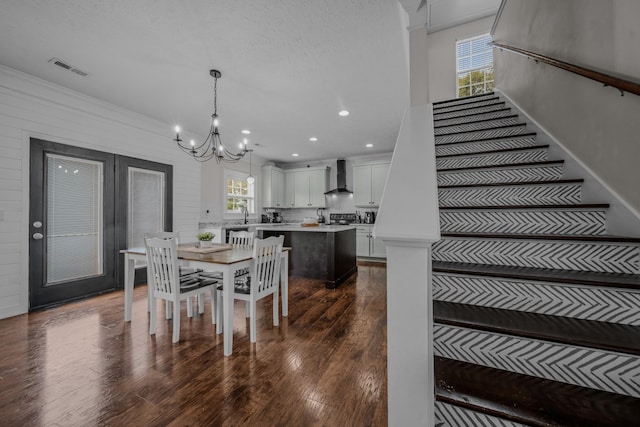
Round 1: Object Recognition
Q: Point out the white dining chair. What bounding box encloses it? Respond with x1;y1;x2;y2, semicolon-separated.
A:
145;237;217;343
144;231;204;318
215;235;284;343
228;230;255;247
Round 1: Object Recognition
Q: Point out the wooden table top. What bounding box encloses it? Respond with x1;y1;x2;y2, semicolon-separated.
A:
122;244;290;266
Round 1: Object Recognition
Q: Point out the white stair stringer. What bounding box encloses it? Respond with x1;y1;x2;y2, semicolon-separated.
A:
440;208;606;235
437;147;548;170
433;237;640;274
434;401;526;427
438;182;581;207
436;125;528;145
435;117;520;135
433;273;640;325
433;324;640;398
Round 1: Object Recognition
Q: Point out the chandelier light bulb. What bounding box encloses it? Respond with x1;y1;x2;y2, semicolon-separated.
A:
218;145;224;152
213;117;219;127
238;142;244;149
190;139;195;147
174;125;181;133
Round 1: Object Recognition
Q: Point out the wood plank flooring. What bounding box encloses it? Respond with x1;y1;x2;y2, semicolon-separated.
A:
0;264;388;426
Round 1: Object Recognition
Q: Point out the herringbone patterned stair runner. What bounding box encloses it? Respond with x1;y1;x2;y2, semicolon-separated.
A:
431;92;640;427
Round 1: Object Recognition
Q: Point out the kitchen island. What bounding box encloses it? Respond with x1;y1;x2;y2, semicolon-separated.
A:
255;224;357;288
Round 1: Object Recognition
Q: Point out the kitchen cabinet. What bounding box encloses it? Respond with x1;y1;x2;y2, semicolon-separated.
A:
288;167;329;208
353;162;390;207
356;225;386;258
262;165;284;208
284;171;296;208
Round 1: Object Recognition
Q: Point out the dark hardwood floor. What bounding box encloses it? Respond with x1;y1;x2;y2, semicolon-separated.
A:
0;264;388;426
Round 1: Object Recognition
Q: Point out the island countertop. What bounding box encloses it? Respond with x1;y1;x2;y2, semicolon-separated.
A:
252;224;356;233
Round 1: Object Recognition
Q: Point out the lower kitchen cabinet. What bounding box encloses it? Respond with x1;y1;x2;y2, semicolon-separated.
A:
356;225;386;259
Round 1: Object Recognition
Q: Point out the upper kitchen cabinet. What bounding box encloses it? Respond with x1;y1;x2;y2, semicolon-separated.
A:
284;171;296;208
262;165;285;208
353;162;390;207
289;166;329;208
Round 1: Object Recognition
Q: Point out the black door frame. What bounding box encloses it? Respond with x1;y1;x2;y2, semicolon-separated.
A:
114;155;173;287
29;138;116;310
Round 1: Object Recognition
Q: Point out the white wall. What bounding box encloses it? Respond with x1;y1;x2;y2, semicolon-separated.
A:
427;16;496;102
493;0;640;225
0;65;201;319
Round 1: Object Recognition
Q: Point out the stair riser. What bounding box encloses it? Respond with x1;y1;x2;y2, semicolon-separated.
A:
434;324;640;398
438;165;563;186
440;209;606;235
434;99;504;114
434;104;508;121
433;238;640;274
435;401;525;427
434;93;497;109
436;126;529;145
435;136;537;156
434;109;514;128
437;149;547;170
438;184;581;207
435;118;520;136
433;273;640;325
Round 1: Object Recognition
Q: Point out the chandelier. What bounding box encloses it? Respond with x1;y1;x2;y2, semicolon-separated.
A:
173;69;250;163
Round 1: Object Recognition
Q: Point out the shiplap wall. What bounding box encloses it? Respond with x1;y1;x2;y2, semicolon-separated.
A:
0;65;201;319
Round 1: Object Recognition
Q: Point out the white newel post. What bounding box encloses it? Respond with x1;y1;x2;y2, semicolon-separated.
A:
375;101;439;426
377;3;438;425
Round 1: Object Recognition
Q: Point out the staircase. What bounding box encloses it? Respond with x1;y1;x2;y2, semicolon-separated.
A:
430;92;640;426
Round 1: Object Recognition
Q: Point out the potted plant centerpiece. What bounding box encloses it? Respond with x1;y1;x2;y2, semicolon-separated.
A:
197;232;214;248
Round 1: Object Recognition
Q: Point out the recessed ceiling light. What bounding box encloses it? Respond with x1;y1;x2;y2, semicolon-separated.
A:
309;137;318;142
339;110;350;117
241;129;251;134
365;143;373;148
292;153;299;157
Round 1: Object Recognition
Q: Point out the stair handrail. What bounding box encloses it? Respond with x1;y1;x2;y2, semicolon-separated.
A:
491;42;640;98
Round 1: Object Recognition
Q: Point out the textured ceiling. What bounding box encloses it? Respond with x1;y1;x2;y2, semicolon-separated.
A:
0;0;410;163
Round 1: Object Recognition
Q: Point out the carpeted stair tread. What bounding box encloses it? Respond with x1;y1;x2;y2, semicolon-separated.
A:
442;231;640;243
433;261;640;290
439;203;609;211
437;144;548;159
439;178;581;189
438;159;562;173
434;301;640;355
435;357;640;427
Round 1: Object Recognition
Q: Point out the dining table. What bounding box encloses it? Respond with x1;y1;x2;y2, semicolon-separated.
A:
120;243;290;356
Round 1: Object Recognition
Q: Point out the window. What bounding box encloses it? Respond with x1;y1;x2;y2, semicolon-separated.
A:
224;169;255;218
456;33;494;98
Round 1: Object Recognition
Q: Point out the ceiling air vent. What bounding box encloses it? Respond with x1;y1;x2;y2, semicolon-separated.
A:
48;58;89;77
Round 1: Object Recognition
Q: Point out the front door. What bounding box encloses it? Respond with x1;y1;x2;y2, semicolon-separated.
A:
29;138;116;309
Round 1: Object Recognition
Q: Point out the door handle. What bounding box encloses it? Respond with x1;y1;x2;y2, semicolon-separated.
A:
33;233;44;240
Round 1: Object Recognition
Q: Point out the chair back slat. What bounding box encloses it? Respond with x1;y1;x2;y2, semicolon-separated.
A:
229;230;255;247
145;237;180;297
251;235;283;297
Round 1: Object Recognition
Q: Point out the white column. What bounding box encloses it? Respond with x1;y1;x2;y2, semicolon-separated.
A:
409;24;430;106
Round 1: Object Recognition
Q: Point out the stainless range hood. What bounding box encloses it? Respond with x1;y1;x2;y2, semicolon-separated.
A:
324;159;352;195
